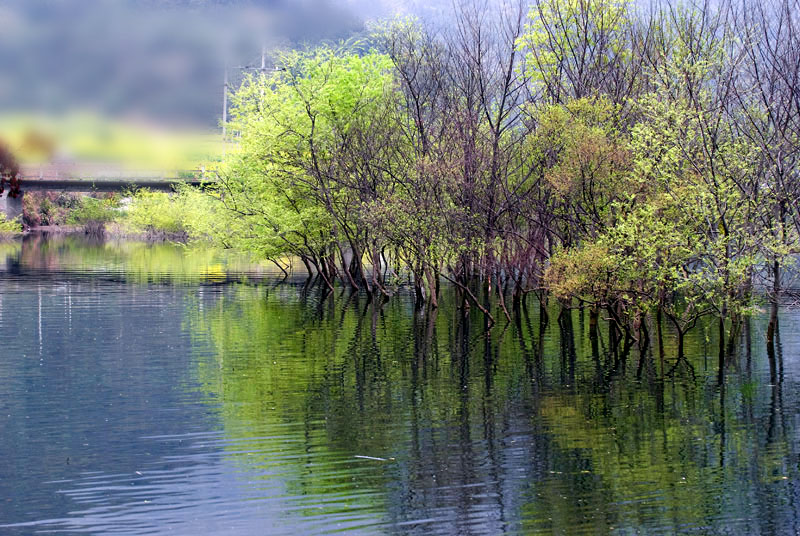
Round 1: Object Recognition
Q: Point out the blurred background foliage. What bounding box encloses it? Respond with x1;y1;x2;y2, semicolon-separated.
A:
0;113;226;169
0;0;451;167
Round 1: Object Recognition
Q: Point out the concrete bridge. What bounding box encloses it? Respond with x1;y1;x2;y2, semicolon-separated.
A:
0;163;211;221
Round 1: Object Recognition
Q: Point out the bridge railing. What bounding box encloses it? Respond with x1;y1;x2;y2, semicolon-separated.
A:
19;163;206;181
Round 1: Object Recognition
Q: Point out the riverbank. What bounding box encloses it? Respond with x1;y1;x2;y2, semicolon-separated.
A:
15;222;191;243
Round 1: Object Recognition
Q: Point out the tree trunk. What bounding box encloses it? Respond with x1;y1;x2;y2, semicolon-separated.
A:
589;306;600;360
424;265;438;309
300;255;314;279
767;301;779;384
718;317;726;385
338;244;359;289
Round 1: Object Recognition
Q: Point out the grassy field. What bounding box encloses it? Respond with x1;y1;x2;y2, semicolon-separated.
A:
0;113;229;172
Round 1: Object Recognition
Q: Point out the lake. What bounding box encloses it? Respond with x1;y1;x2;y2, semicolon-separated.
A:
1;234;798;535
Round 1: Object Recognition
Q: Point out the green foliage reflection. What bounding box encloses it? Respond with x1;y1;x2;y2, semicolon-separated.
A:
189;286;799;534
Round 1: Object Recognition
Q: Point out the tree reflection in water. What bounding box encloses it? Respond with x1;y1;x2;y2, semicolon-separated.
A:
189;283;800;535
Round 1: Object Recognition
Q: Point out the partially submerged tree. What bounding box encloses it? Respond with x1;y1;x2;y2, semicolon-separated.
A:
221;46;397;291
190;0;798;375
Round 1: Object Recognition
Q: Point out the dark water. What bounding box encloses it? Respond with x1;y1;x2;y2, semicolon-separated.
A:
1;235;799;535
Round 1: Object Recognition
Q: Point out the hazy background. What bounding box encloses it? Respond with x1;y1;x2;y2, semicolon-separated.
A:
0;0;454;129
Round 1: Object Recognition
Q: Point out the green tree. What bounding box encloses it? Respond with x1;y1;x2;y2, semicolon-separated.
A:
223;46;397;289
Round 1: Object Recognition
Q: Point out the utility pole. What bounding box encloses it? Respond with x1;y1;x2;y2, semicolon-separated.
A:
222;61;228;158
261;43;266;71
222;43;271;157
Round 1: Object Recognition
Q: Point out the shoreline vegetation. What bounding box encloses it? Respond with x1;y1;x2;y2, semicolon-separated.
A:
2;0;799;378
6;224;189;243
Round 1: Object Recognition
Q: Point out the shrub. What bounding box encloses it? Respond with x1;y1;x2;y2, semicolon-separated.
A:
68;196;119;225
123;189;190;235
23;192;73;226
0;212;22;234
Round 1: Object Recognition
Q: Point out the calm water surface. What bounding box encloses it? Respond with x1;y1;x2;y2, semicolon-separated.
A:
1;234;799;535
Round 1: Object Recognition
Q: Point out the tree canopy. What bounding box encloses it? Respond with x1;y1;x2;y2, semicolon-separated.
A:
180;0;800;370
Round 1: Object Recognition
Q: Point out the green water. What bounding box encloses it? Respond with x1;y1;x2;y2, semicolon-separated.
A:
0;234;797;535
